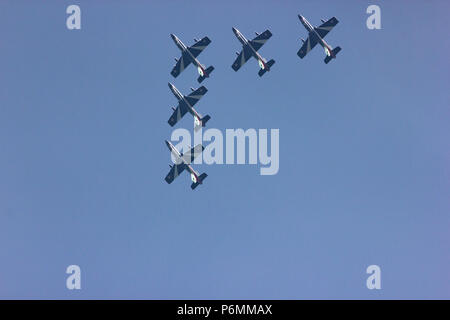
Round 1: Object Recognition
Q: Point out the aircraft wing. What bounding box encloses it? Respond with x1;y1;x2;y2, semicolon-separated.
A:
231;46;253;71
314;17;339;39
165;163;186;184
297;33;319;59
185;86;208;107
181;144;205;164
168;102;189;127
248;30;272;51
188;36;211;58
171;51;193;78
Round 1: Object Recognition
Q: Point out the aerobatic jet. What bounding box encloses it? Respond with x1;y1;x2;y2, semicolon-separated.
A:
170;34;214;83
231;27;275;77
167;83;210;132
297;15;341;64
164;140;208;190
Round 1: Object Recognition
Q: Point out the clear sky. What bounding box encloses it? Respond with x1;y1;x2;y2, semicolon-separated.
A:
0;0;449;299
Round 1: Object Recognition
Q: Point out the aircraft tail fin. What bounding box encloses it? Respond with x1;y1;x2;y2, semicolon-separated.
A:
258;59;275;77
197;66;214;83
324;46;341;64
194;115;211;132
191;173;207;190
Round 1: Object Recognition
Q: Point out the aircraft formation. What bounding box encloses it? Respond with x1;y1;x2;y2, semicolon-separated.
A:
164;14;342;189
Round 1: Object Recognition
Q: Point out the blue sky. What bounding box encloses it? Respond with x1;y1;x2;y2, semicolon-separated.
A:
0;0;449;299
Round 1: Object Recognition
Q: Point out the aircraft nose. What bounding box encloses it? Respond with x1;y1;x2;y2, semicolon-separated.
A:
170;33;176;41
165;140;171;148
232;27;237;34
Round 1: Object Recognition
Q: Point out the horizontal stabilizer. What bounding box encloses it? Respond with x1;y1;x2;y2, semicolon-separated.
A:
194;115;211;132
197;66;214;83
324;46;341;64
258;59;275;77
191;173;207;190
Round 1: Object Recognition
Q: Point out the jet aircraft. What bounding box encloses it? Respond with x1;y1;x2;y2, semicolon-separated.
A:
164;140;207;190
170;34;214;83
231;27;275;77
297;15;341;64
167;83;210;132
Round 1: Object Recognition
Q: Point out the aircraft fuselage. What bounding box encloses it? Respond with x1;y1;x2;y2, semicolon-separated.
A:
232;27;266;68
170;34;206;75
298;15;334;57
165;140;199;180
168;83;202;121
